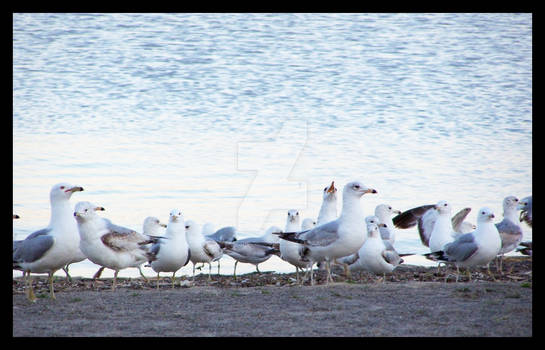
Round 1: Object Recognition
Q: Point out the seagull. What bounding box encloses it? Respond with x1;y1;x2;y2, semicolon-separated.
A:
148;209;191;288
301;218;316;231
92;215;168;281
185;220;223;281
218;240;280;280
13;182;84;301
495;196;523;273
426;207;502;282
517;196;532;228
346;216;405;282
74;201;161;290
275;180;377;285
393;203;475;248
317;181;338;225
279;210;311;283
374;204;402;245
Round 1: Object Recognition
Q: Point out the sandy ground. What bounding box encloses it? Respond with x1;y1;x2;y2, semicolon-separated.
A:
13;257;532;337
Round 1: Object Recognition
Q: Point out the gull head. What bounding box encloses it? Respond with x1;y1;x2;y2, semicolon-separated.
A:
365;220;385;238
375;204;402;218
322;181;338;201
517;196;531;211
365;215;381;227
169;209;184;223
287;209;300;224
344;181;377;198
434;200;452;215
73;201;104;222
184;220;201;236
143;216;166;234
502;196;519;211
50;182;84;202
301;218;316;230
477;207;495;223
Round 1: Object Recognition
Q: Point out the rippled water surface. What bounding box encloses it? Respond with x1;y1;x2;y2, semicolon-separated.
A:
13;13;532;277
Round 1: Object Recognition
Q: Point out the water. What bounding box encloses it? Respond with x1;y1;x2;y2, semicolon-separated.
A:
13;13;532;278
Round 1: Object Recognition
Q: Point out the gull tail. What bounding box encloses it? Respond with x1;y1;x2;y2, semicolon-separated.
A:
272;231;305;244
423;251;447;261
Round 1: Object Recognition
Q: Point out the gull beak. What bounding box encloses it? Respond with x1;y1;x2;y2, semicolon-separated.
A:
95;206;105;211
394;209;402;215
160;223;167;228
66;186;84;193
73;212;79;217
13;214;20;219
327;181;336;193
379;223;387;228
489;213;495;220
364;188;377;194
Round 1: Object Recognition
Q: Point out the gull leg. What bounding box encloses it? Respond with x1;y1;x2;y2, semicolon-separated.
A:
171;272;176;289
93;266;105;280
192;262;196;282
217;260;221;275
156;272;160;289
208;263;212;281
138;266;149;282
487;263;496;281
48;271;56;300
466;268;472;282
26;272;36;302
63;264;72;282
256;264;261;274
233;261;238;280
113;270;118;291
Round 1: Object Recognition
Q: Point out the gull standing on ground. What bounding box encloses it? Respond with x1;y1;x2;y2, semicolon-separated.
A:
374;204;402;245
426;207;502;282
279;210;311;283
218;239;280;280
275;180;377;285
185;220;223;281
517;196;532;228
347;216;405;282
75;201;160;290
495;196;523;273
148;209;190;288
92;215;167;281
13;183;84;301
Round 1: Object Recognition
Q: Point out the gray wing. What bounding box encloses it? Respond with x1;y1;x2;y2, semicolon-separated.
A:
207;226;237;242
443;233;478;262
382;241;403;265
13;228;55;264
298;220;340;247
379;224;391;241
496;219;523;254
451;208;473;233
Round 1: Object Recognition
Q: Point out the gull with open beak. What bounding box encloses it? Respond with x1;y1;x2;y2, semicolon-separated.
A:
13;183;84;302
275;180;377;285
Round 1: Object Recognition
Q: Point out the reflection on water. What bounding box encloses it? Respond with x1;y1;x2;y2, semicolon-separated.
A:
13;13;531;278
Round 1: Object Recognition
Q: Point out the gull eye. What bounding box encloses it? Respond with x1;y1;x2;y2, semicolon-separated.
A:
324;187;327;191
388;206;392;210
60;186;65;190
185;225;189;229
481;211;486;215
444;203;447;206
354;185;360;189
84;209;88;212
296;212;299;216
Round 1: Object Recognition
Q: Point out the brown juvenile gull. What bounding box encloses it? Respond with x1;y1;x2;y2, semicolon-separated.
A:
74;201;161;290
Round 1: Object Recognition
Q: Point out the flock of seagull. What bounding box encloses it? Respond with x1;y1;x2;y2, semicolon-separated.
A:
13;181;532;302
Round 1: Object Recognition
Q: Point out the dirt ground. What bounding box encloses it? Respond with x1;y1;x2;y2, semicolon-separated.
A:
12;256;532;337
